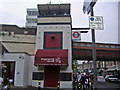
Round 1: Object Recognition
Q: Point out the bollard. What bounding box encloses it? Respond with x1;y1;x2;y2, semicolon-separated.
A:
38;80;41;90
57;80;60;90
78;83;81;90
91;81;93;90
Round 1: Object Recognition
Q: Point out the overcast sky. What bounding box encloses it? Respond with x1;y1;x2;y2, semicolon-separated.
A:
0;0;119;44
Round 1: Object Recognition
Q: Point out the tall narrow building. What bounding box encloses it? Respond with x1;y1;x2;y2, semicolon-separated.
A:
34;4;73;88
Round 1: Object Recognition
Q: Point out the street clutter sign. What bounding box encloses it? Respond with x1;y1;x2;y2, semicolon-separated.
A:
72;31;81;41
89;16;104;30
83;0;92;13
83;0;97;14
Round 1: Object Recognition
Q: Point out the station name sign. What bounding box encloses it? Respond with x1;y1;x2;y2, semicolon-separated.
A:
89;16;104;30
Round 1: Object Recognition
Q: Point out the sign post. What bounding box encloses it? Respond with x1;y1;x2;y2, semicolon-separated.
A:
83;0;98;89
90;5;97;90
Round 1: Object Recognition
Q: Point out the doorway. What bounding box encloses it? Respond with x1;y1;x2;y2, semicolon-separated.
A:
44;66;60;87
2;61;15;85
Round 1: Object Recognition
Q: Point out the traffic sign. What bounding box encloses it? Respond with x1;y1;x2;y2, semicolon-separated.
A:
89;16;104;30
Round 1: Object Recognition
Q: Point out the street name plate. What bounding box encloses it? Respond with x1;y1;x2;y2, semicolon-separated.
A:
89;16;104;30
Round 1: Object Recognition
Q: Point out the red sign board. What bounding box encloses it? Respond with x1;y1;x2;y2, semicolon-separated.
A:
35;49;68;65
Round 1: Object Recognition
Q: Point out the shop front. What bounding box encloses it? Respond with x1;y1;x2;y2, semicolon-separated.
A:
35;49;68;87
1;61;15;85
34;4;73;88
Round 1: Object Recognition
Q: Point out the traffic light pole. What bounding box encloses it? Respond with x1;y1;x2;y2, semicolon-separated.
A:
90;5;97;90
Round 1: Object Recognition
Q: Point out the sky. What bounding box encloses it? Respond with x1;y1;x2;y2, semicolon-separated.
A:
0;0;85;27
0;0;119;44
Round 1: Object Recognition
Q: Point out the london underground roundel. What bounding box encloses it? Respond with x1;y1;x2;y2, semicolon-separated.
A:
73;32;80;38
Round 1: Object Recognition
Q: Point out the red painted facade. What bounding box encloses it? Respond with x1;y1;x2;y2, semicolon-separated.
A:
72;42;120;60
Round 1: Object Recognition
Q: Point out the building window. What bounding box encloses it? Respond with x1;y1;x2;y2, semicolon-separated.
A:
99;45;104;48
111;45;115;48
117;46;120;49
80;44;85;47
27;11;38;16
86;44;91;47
32;72;44;80
73;43;79;47
39;9;70;16
60;73;72;81
27;19;37;23
105;45;109;48
24;31;28;34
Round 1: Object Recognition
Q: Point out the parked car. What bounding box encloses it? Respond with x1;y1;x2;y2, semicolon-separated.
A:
105;75;118;83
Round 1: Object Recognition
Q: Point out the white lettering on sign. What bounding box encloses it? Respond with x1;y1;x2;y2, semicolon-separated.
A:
41;58;54;62
41;57;61;63
55;57;61;63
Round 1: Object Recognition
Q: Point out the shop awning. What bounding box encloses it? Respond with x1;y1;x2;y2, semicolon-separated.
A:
35;49;68;65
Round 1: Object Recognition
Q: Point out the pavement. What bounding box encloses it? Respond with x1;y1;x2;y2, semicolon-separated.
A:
96;81;120;89
2;81;120;90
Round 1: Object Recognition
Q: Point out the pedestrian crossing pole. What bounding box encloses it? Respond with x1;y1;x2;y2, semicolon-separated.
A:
38;80;41;90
